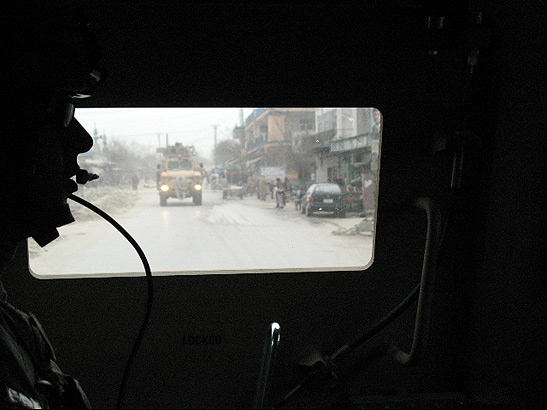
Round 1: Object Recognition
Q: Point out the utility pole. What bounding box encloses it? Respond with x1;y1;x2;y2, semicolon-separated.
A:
239;108;245;145
212;124;218;169
165;133;169;147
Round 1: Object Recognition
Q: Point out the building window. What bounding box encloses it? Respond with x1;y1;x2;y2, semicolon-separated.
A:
354;150;364;163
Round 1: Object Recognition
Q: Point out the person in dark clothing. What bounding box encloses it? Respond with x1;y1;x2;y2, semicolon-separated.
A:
283;177;292;193
131;173;139;191
274;178;286;208
1;3;105;408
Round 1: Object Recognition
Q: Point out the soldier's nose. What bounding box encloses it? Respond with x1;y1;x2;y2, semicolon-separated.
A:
65;120;94;154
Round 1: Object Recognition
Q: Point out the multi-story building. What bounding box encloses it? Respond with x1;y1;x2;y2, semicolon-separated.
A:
311;108;378;181
231;107;381;210
315;107;375;140
309;108;381;212
242;108;316;180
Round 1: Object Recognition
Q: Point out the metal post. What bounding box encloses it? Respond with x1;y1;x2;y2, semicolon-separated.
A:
213;124;218;169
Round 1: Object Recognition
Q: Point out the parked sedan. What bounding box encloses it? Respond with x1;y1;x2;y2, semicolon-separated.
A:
301;183;346;218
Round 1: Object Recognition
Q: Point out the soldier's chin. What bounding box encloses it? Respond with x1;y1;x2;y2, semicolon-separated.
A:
31;228;60;247
31;203;75;247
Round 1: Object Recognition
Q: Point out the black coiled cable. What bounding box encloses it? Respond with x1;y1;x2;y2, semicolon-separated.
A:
69;194;154;409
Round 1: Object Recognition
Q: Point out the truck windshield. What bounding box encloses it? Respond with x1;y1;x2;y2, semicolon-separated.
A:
180;160;193;169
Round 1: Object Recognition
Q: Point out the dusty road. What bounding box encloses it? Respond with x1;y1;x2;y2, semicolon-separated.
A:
29;186;373;276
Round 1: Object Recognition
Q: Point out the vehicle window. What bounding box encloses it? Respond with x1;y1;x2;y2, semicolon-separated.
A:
180;160;193;170
315;185;342;194
28;107;381;277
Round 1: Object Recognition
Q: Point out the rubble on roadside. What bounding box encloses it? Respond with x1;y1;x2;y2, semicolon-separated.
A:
332;217;374;236
70;186;140;221
28;186;140;255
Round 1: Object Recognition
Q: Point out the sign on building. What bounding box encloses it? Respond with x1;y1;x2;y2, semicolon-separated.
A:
260;166;286;181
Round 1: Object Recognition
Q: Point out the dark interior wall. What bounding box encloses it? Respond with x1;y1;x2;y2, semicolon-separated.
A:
3;2;546;409
461;2;547;406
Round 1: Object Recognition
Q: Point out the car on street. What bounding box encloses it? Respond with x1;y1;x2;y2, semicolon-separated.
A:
301;183;346;218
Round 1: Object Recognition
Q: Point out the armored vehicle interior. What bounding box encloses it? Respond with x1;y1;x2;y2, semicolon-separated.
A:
3;1;545;409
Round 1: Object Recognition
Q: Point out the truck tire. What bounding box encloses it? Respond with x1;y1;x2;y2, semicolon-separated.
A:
193;191;202;205
160;195;167;206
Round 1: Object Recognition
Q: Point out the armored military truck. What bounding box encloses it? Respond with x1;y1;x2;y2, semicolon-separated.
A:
156;143;203;206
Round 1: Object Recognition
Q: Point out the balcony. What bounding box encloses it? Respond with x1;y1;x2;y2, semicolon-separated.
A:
246;136;266;153
306;129;336;153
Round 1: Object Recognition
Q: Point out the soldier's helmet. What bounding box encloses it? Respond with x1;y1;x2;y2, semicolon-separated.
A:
1;2;107;247
3;2;106;127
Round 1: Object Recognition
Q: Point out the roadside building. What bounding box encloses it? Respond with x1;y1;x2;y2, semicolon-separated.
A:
229;107;381;211
241;108;316;187
307;108;381;213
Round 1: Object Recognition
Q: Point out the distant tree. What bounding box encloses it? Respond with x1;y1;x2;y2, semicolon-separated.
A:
213;139;243;166
101;139;158;184
194;152;209;168
103;140;138;170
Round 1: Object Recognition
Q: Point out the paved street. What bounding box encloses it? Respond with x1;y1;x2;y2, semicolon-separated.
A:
29;187;373;277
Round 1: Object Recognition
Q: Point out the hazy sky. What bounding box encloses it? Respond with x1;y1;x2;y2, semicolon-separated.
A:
75;107;254;160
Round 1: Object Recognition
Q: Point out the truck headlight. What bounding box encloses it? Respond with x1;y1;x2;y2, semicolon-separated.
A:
194;184;202;191
160;185;170;192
